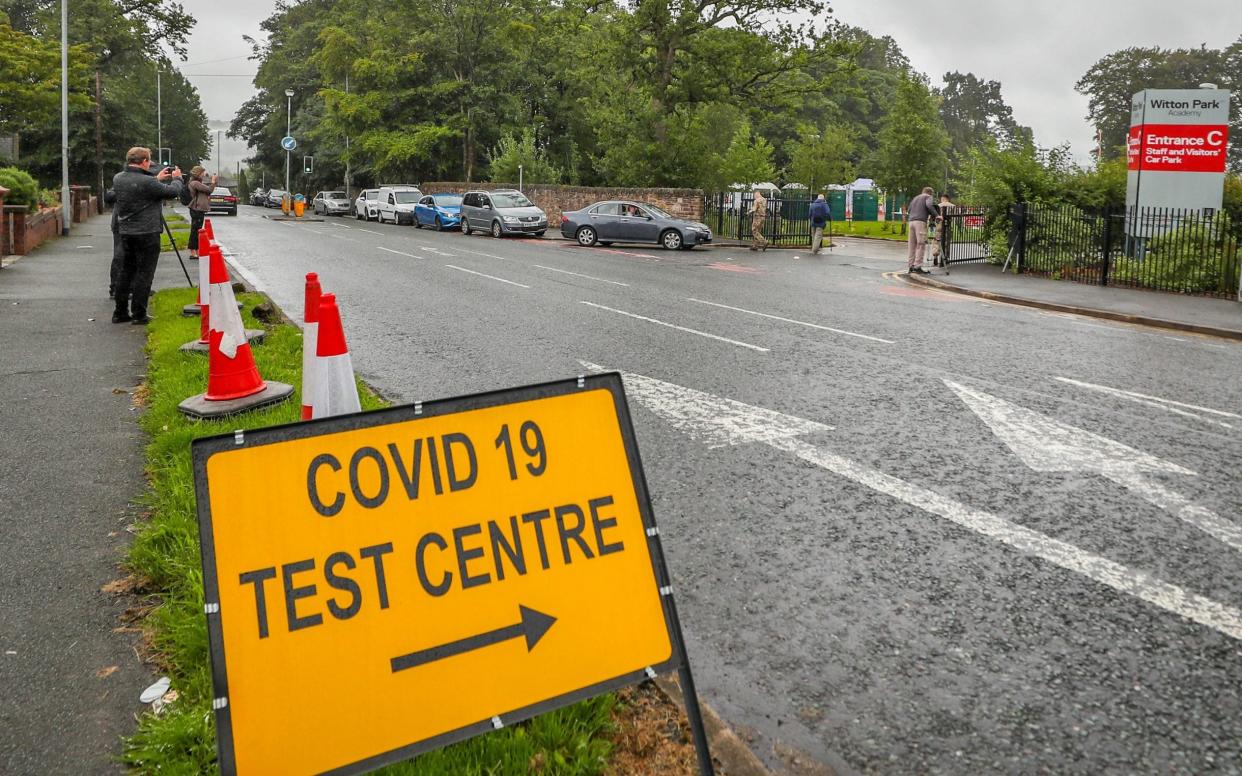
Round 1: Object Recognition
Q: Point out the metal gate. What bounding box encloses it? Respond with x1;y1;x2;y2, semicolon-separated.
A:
936;207;990;268
704;192;812;247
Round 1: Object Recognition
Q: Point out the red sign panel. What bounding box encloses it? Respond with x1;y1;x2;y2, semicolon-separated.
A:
1134;124;1229;173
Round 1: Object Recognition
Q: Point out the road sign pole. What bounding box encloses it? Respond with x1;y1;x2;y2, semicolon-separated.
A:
674;618;716;775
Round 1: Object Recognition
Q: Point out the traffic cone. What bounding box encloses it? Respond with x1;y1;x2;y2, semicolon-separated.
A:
300;273;322;420
183;230;214;316
309;293;361;419
177;251;292;419
202;217;215;243
180;244;264;353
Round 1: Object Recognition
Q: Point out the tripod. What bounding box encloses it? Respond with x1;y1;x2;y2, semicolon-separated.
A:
161;214;194;287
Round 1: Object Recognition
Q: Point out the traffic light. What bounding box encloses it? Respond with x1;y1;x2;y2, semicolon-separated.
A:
303;155;314;174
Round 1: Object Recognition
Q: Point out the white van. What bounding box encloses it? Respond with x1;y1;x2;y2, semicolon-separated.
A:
376;186;423;225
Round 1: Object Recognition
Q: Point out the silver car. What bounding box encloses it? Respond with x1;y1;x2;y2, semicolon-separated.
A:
559;200;712;250
460;189;548;238
313;190;351;216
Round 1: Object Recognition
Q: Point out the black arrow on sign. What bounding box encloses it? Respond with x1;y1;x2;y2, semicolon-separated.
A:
390;605;558;673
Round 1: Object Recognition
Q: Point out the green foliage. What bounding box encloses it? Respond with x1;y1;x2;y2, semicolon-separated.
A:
236;169;250;200
938;71;1030;168
0;22;92;137
488;129;562;184
122;289;622;774
1113;215;1241;295
786;124;856;189
0;166;39;207
871;73;949;199
717;122;776;190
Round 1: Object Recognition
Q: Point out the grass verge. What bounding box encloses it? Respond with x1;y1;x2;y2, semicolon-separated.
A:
830;220;906;240
122;287;621;775
161;211;191;252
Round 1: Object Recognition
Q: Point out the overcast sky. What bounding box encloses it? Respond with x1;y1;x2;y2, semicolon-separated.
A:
178;0;1241;173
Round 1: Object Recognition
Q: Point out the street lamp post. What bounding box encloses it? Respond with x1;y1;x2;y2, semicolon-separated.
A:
285;89;294;193
518;164;523;193
60;0;69;235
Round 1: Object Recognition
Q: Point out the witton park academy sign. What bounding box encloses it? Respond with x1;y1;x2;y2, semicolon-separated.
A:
1126;88;1231;212
192;374;707;775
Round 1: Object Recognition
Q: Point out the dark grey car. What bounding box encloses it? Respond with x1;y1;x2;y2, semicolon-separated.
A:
560;201;712;250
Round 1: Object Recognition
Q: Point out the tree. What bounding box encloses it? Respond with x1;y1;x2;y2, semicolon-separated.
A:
0;23;91;137
1076;41;1241;171
786;124;856;190
872;73;948;201
488;129;562;184
938;71;1030;165
712;122;775;190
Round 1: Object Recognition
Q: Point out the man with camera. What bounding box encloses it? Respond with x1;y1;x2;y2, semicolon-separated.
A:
111;146;183;324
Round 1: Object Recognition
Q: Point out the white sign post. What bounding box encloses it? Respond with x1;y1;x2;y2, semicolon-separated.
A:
1126;87;1230;214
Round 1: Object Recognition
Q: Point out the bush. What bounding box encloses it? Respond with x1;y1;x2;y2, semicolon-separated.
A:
0;167;39;208
1112;215;1241;294
37;188;60;209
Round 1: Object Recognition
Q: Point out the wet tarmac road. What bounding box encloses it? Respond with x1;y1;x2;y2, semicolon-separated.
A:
211;206;1242;774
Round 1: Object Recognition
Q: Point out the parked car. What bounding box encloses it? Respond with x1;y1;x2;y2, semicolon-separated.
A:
376;186;423;225
209;187;238;216
460;189;547;238
264;189;287;208
313;190;351;216
560;200;712;250
354;189;379;220
414;193;463;231
250;188;267;206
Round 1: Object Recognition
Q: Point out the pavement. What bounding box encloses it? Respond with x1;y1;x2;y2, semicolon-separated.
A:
212;206;1242;775
0;213;186;774
905;261;1242;339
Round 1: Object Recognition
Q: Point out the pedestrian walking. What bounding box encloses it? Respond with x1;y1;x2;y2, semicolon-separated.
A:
186;166;217;259
905;186;940;274
809;194;832;255
111;147;183;324
750;189;769;252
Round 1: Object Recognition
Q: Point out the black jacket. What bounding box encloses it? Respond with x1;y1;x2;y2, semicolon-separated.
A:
112;165;183;235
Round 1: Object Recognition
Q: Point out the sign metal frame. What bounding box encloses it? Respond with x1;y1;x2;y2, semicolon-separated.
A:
192;372;714;776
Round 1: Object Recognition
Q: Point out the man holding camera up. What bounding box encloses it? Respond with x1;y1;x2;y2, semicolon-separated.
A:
111;147;183;324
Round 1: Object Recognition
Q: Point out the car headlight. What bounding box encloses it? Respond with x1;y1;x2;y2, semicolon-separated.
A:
503;216;520;223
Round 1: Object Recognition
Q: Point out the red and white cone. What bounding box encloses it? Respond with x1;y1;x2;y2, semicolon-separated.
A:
183;230;214;317
179;243;263;353
202;217;215;243
177;251;292;418
310;293;361;418
301;272;323;420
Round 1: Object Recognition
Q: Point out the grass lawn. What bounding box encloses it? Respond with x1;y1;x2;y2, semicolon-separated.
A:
829;220;907;241
161;211;191;252
122;287;626;775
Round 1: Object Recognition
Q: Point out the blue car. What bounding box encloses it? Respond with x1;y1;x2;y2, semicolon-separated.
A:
414;193;463;231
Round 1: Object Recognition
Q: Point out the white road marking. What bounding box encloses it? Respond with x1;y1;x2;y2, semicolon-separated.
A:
444;264;530;288
948;380;1242;553
579;302;769;353
1054;376;1239;425
534;265;629;286
581;362;1242;642
320;231;357;242
357;228;383;235
376;246;421;259
686;298;894;344
453;247;511;261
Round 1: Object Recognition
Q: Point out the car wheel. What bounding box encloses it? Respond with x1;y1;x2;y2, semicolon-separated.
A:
661;229;683;250
491;221;503;238
435;216;443;231
534;230;545;237
462;219;471;235
576;226;597;246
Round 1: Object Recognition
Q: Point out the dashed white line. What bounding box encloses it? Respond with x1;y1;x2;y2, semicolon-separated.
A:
444;264;530;288
453;247;511;261
579;301;769;353
534;265;629;286
356;228;383;235
376;246;421;259
686;298;894;344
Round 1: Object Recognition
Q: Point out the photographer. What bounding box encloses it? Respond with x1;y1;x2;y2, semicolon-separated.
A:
186;165;217;259
111;147;183;324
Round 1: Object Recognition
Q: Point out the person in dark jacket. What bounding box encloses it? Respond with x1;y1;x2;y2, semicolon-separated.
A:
186;165;217;258
112;146;182;324
809;194;832;255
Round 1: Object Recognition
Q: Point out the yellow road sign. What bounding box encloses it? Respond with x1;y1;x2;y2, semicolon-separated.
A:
193;374;685;775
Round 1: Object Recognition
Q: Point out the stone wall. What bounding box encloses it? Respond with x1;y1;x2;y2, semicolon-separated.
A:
421;182;705;226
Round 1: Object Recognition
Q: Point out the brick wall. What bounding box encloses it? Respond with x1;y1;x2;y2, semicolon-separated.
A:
421;182;706;226
0;186;8;257
3;205;63;255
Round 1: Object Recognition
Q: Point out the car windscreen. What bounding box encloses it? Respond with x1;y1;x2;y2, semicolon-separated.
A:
433;195;463;206
268;190;286;197
643;203;673;219
325;192;347;199
211;188;232;196
394;192;420;204
492;193;533;208
364;191;377;200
